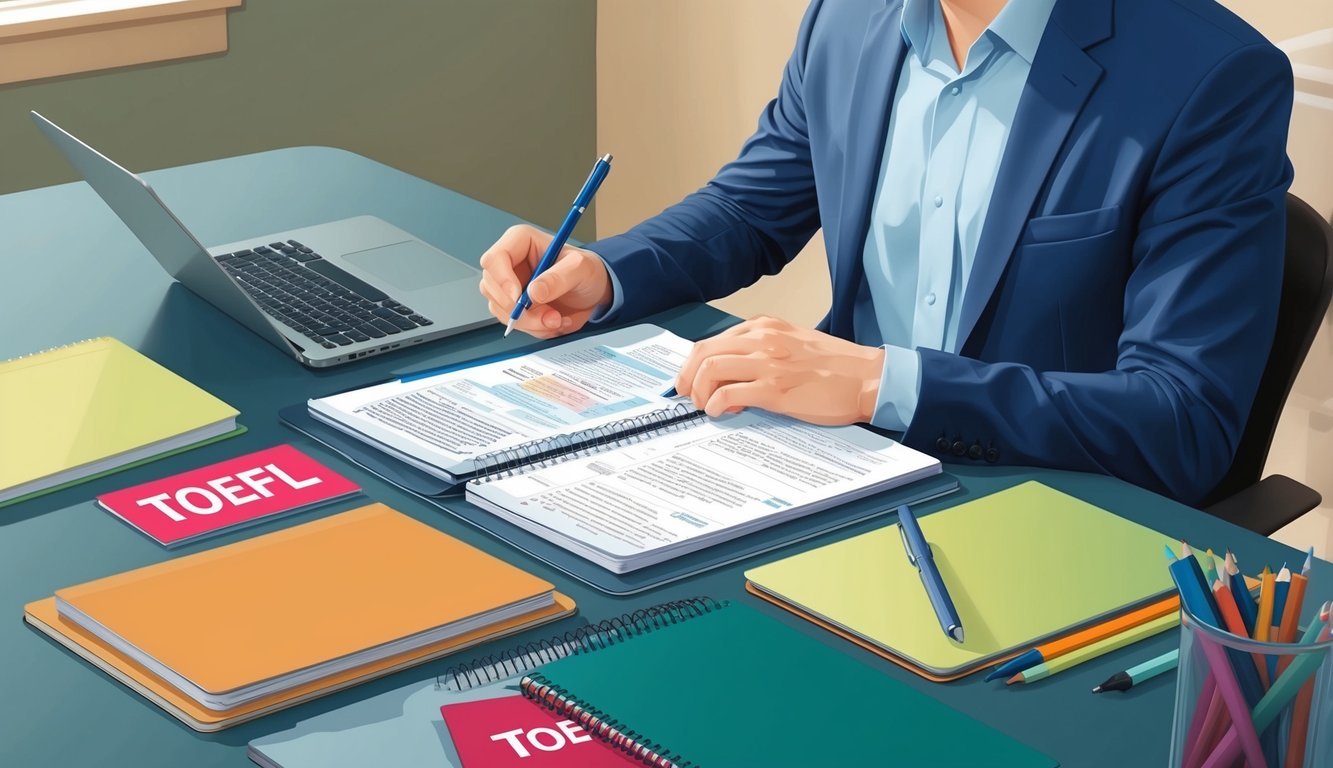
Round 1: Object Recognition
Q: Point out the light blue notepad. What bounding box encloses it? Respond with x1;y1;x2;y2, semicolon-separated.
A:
248;677;517;768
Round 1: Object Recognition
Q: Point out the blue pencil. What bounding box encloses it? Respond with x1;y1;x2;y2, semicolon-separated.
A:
1271;564;1291;632
1172;545;1266;707
1166;547;1271;766
1267;564;1292;681
1168;545;1220;627
985;649;1043;683
1224;551;1257;636
1179;543;1223;622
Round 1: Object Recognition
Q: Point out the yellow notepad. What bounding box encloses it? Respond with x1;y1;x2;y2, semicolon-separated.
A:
745;481;1180;679
0;338;239;505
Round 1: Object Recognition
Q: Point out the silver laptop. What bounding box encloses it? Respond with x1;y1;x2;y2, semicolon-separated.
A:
32;111;491;367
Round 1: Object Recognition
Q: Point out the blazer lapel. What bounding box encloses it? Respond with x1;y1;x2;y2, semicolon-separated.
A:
954;0;1112;352
827;1;909;340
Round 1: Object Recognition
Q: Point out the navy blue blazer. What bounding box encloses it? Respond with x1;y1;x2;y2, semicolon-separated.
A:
588;0;1294;504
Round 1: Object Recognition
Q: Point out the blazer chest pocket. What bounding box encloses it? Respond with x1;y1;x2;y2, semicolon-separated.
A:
1022;204;1121;245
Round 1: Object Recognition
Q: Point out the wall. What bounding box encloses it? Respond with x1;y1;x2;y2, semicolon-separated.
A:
597;0;1333;552
1222;0;1333;553
596;0;830;326
0;0;598;239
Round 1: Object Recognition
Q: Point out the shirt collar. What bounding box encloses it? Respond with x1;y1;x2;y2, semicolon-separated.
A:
989;0;1058;64
900;0;1058;66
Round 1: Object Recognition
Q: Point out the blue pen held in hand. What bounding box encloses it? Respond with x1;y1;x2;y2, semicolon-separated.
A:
505;154;613;337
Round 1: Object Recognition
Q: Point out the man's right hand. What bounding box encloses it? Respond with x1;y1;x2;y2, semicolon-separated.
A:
478;225;614;339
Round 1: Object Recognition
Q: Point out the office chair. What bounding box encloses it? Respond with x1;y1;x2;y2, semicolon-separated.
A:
1201;194;1333;535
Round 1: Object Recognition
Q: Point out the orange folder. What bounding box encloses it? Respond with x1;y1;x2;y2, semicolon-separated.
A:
24;503;576;730
24;593;573;731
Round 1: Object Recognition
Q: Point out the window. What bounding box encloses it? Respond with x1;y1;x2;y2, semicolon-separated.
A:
0;0;242;85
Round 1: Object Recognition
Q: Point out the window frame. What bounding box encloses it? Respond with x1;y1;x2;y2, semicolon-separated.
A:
0;0;242;85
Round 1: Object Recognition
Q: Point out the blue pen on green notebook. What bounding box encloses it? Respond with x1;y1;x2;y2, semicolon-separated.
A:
896;504;964;643
504;154;613;337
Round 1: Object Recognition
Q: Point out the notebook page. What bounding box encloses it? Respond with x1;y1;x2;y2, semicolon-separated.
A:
309;325;689;476
469;409;938;571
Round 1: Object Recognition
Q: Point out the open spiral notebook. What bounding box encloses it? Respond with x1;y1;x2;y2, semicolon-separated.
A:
307;324;944;574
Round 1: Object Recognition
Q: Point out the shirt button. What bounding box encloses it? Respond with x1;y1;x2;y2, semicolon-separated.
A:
933;195;943;208
925;292;936;306
951;86;960;96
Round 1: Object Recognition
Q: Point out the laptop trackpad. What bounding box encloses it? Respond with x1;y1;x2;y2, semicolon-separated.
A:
341;241;476;290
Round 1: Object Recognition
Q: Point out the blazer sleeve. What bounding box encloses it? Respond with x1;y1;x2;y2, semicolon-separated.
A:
585;0;825;323
902;43;1295;505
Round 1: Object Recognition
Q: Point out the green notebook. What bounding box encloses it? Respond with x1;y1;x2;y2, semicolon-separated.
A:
521;603;1056;767
744;481;1180;678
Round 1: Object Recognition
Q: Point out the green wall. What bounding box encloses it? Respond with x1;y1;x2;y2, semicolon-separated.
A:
0;0;597;238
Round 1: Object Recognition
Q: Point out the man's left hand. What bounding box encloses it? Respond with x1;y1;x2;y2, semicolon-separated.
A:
674;316;886;426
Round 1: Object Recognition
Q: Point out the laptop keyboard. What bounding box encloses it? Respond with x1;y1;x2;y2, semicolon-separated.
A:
214;240;434;350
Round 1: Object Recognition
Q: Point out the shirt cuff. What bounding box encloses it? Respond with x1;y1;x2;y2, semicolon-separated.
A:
585;251;625;325
870;344;922;432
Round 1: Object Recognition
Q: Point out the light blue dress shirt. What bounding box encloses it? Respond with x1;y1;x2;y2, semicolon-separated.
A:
863;0;1056;430
592;0;1056;428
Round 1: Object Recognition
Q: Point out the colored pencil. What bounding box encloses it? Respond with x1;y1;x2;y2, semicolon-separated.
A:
1171;546;1222;766
1263;567;1291;767
1201;548;1220;589
1285;678;1316;768
1181;542;1224;621
985;595;1179;682
1187;693;1231;768
1207;577;1276;768
1274;549;1317;768
1272;565;1291;637
1255;566;1276;645
1093;648;1179;693
1168;548;1267;768
1006;612;1179;685
1182;672;1219;765
1200;605;1330;768
1225;551;1258;637
1276;549;1314;676
1212;578;1268;701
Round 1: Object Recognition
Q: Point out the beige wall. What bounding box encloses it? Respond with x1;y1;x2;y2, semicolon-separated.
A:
597;0;1333;552
596;0;830;326
1220;1;1333;552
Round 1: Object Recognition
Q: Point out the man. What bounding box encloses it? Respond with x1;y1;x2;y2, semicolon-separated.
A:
477;0;1294;506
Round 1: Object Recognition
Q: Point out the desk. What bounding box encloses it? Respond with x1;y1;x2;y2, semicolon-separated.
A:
0;148;1324;767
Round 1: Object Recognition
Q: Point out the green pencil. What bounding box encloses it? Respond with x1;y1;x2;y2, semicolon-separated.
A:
1199;547;1219;588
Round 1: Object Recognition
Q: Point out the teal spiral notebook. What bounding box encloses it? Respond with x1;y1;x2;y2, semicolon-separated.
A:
250;599;1054;767
522;603;1057;767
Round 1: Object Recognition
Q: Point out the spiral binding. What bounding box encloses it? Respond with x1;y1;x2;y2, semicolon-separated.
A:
523;674;692;768
2;337;107;365
436;596;723;693
469;402;707;483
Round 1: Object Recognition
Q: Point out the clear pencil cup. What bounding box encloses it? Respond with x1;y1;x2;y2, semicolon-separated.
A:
1169;603;1333;768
